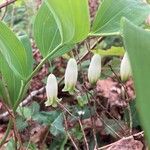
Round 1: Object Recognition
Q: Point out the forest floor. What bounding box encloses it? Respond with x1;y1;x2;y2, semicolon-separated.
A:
0;0;146;150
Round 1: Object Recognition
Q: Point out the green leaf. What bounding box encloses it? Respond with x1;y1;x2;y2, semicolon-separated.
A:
93;46;125;56
19;34;33;74
50;113;65;136
34;3;74;58
124;100;140;128
104;118;125;138
0;54;21;106
45;0;90;44
0;79;9;104
91;0;150;36
122;18;150;144
34;3;61;57
6;138;15;150
32;111;60;125
0;21;32;79
16;116;28;132
17;102;40;120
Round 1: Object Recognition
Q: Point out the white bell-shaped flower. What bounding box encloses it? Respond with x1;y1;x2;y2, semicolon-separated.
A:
45;74;60;107
88;54;101;84
63;58;78;94
120;52;132;82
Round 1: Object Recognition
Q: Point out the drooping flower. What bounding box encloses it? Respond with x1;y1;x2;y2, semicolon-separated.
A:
120;52;132;82
62;58;78;94
45;74;61;107
88;54;101;84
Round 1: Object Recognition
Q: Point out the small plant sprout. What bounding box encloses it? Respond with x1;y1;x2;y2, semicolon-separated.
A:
120;52;132;82
45;74;61;107
88;54;101;84
62;58;78;94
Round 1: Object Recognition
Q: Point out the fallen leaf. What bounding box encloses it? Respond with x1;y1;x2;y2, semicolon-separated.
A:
106;138;143;150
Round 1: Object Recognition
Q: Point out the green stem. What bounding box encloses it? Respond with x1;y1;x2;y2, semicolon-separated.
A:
13;44;63;111
88;32;120;37
0;119;13;148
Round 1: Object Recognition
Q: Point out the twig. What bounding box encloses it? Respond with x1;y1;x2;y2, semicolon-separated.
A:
96;111;122;139
58;102;89;149
63;114;79;150
108;65;133;135
78;118;89;150
98;131;144;150
0;3;7;20
0;87;45;120
83;86;126;133
85;91;98;149
12;114;23;149
0;0;16;9
0;119;13;148
57;102;78;119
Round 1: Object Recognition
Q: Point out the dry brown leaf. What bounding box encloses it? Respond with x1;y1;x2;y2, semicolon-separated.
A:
106;138;143;150
30;125;48;144
96;78;135;108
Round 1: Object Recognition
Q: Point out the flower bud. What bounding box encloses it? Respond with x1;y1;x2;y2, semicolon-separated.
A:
63;58;78;94
120;52;132;82
146;14;150;26
88;54;101;84
45;74;60;107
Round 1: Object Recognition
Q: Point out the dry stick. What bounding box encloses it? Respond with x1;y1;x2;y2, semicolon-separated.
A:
75;41;99;149
0;0;16;9
83;87;123;138
108;65;133;135
58;102;89;150
86;89;123;139
78;119;90;150
85;91;98;149
1;102;23;149
58;102;78;119
98;131;144;150
96;111;122;139
0;2;7;20
12;115;23;149
63;114;79;150
0;87;45;120
83;86;125;134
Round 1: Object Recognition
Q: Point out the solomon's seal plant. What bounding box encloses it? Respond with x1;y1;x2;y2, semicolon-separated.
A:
0;0;150;148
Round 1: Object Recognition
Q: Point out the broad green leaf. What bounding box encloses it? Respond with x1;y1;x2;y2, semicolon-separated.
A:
17;102;40;120
19;34;33;74
122;18;150;144
16;116;28;132
93;46;125;56
32;110;60;125
50;113;65;136
34;3;74;58
0;79;9;105
91;0;150;36
6;138;15;150
104;117;125;138
34;3;61;57
0;21;32;79
0;54;21;106
45;0;90;44
0;80;2;98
